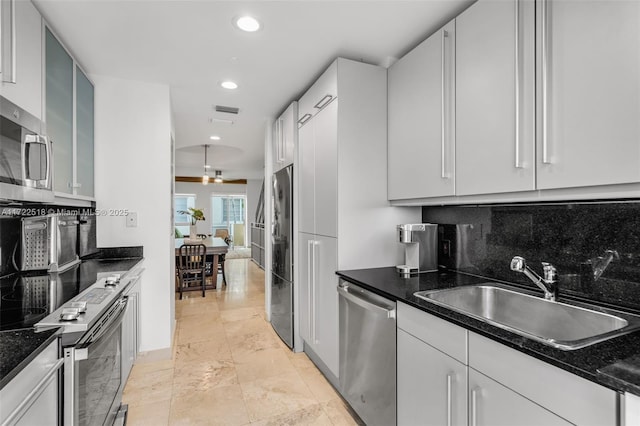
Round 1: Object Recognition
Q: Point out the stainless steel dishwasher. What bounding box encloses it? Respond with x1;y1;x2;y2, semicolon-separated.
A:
338;279;396;426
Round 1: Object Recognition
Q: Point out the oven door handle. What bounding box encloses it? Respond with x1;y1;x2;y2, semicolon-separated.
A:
75;297;128;358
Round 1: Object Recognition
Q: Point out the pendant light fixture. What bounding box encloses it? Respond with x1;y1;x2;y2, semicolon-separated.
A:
202;145;210;185
214;170;223;183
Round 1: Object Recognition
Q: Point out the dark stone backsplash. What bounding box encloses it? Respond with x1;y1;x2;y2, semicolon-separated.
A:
423;201;640;312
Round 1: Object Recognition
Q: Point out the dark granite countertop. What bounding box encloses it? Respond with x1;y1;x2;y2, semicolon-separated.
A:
337;267;640;395
0;328;59;390
0;247;143;391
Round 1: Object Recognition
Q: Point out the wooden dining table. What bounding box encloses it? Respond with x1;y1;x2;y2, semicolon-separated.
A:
175;236;229;291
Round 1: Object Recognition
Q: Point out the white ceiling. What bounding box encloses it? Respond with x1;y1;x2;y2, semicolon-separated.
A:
33;0;474;180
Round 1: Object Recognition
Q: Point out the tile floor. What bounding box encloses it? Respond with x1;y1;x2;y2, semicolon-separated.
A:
122;258;360;425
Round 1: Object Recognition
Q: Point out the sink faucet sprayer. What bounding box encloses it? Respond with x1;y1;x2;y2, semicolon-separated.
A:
510;256;557;301
590;249;619;281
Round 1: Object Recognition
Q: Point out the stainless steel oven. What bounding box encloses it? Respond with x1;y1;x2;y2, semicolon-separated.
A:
0;95;53;202
63;295;128;426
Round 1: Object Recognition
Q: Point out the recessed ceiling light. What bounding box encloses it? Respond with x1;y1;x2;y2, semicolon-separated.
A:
235;16;260;32
221;81;238;90
210;135;221;141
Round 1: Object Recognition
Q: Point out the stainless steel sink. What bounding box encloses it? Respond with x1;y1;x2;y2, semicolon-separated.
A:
414;284;640;350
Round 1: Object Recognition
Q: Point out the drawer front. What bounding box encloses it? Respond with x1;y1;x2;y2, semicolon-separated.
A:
469;332;617;426
397;302;467;364
0;339;60;424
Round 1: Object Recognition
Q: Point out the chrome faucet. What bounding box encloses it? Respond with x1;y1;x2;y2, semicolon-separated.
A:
510;256;557;301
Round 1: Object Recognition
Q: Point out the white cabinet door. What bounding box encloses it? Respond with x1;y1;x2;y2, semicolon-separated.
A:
388;21;455;201
469;369;571;426
272;102;296;173
313;234;339;377
456;0;535;195
298;232;314;343
397;329;467;426
536;0;640;189
1;0;43;120
297;99;337;238
299;232;339;377
312;99;337;238
298;121;315;235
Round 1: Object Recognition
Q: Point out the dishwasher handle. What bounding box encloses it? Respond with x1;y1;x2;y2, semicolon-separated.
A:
337;283;396;319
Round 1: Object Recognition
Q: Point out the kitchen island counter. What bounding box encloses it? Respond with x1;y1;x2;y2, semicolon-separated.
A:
337;267;640;396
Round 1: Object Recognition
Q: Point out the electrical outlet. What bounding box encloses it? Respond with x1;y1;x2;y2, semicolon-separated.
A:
126;212;138;228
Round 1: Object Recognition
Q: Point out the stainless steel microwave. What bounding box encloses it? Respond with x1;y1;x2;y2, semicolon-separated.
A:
0;96;54;202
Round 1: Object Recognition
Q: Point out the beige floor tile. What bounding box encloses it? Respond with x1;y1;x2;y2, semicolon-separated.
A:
122;368;173;407
174;339;233;366
124;399;170;426
322;398;363;426
240;372;317;422
172;359;239;398
233;347;298;384
250;404;332;426
220;306;263;323
122;259;357;425
287;351;316;370
177;319;227;345
169;384;250;426
127;358;174;378
297;366;341;403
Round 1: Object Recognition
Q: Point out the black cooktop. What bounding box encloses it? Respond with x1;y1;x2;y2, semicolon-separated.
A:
0;258;140;331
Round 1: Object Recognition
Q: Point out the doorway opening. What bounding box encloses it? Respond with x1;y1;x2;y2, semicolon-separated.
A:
211;194;247;248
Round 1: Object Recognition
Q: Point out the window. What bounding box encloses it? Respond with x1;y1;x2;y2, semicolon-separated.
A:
174;194;195;236
211;195;246;246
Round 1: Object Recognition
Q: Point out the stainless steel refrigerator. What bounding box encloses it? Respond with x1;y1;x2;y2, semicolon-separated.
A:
271;165;294;348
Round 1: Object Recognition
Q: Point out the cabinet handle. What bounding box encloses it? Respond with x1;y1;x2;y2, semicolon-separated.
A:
298;113;312;126
3;358;63;425
307;239;313;340
441;29;450;179
314;94;333;110
471;386;480;426
541;0;551;164
1;0;17;83
514;0;522;169
446;373;453;426
312;240;319;344
278;118;285;162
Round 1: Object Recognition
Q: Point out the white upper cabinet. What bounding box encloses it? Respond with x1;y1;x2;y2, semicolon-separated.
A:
272;101;297;173
535;0;640;190
1;0;43;120
388;20;456;200
456;0;535;196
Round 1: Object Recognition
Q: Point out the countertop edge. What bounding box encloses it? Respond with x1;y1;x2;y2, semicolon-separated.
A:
0;328;59;391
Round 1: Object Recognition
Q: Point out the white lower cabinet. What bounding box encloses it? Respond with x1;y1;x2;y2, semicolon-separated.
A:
122;269;143;383
397;302;618;426
0;339;61;426
397;329;467;426
468;369;570;426
298;232;339;377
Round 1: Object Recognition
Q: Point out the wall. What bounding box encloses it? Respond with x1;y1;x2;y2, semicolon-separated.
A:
246;178;264;229
92;74;173;355
423;201;640;312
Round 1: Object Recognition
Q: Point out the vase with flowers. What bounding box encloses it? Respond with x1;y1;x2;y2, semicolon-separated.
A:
178;207;205;238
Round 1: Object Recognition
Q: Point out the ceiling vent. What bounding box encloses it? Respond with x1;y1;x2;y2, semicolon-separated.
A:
215;105;240;114
208;118;234;125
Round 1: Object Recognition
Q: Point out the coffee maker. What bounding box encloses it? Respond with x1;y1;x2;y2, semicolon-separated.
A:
396;223;438;276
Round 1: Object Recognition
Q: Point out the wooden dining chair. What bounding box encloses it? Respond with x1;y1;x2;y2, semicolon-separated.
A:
176;244;207;299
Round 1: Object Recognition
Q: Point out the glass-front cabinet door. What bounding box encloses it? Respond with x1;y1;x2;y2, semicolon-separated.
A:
76;67;94;197
45;28;95;198
45;28;73;194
